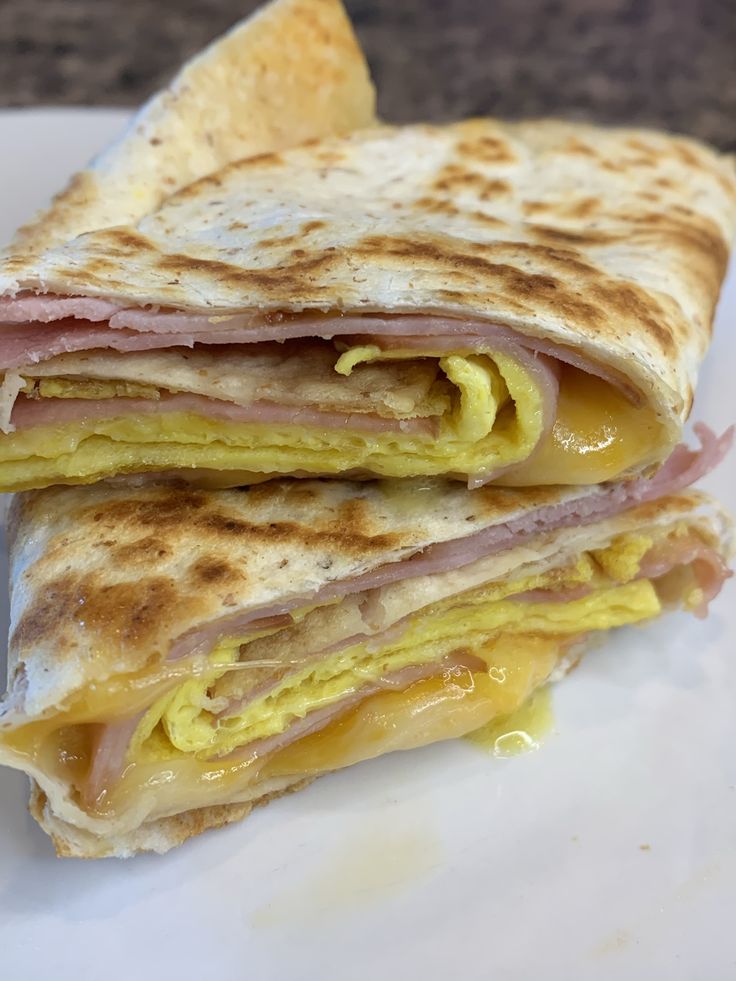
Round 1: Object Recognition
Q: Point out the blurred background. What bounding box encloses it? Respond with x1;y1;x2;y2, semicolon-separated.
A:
0;0;734;150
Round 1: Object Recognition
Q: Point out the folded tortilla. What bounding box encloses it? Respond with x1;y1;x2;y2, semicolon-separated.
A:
0;426;731;857
9;0;375;254
0;118;734;492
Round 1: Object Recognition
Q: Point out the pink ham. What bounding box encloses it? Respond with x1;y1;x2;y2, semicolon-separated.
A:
0;322;216;369
83;713;144;808
0;294;120;323
223;650;487;763
10;392;439;437
0;302;639;404
637;533;732;618
515;536;730;614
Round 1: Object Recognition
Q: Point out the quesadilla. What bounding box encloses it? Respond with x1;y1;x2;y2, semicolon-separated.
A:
0;120;734;492
9;0;376;254
0;425;730;857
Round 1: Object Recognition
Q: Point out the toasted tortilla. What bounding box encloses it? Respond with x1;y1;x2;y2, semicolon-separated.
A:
0;476;731;857
3;120;735;465
9;0;375;253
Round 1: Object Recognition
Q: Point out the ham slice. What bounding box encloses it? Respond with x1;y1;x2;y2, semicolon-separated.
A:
516;533;731;613
222;651;487;763
0;302;638;404
637;532;732;618
83;713;144;808
0;295;120;324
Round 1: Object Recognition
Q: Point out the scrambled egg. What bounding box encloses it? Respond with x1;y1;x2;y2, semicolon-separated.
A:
131;548;661;765
0;347;660;491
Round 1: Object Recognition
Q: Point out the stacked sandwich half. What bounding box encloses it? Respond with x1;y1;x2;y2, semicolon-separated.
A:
0;0;734;857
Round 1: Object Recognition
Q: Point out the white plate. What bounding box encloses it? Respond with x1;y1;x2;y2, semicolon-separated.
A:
0;109;734;981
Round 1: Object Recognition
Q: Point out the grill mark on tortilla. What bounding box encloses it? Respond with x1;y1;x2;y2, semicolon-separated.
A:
79;492;398;552
189;557;242;586
113;536;173;563
454;134;518;165
12;574;179;651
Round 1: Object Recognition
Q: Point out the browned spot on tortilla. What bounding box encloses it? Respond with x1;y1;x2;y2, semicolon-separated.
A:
465;210;506;227
241;482;318;508
150;247;341;297
11;170;100;253
311;148;348;166
189;557;241;585
114;536;172;563
231;150;286;170
562;197;601;220
673;141;702;168
525;197;600;221
618;210;730;308
461;238;601;276
353;233;606;321
432;165;513;199
528;224;614;247
478;179;512;200
455;134;517;165
522;200;552;216
588;280;675;353
564;138;600;158
12;574;179;651
87;491;208;529
301;220;326;234
625;137;661;161
89;228;158;256
196;512;397;552
257;232;301;250
413;196;461;217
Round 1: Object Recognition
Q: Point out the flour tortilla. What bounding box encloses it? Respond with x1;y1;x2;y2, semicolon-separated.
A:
0;480;730;857
3;120;735;460
9;0;375;252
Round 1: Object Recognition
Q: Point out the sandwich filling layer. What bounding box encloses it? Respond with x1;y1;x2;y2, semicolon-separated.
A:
0;311;663;491
2;521;726;834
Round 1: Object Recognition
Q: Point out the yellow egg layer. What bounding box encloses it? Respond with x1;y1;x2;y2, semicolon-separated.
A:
0;349;661;490
133;572;660;765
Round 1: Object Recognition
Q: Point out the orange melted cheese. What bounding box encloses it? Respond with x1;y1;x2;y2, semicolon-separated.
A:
497;367;662;486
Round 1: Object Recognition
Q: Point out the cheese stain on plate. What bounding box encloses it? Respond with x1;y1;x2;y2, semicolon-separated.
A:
464;686;554;757
252;822;441;927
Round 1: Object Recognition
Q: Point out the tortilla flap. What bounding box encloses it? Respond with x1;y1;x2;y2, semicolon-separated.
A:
5;478;728;724
5;478;601;717
4;121;735;448
29;777;311;859
2;486;730;856
9;0;375;253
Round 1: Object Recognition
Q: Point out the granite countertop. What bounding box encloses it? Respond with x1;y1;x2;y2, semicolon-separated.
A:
0;0;734;151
